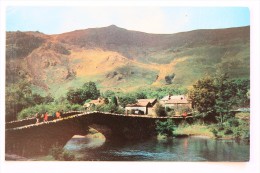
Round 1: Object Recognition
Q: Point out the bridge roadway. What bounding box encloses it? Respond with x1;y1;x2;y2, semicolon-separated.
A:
6;111;192;156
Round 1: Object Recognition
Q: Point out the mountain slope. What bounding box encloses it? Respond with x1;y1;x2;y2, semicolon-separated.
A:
6;25;250;98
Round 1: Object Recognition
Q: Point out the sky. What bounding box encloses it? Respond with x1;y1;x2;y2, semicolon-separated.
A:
6;6;250;34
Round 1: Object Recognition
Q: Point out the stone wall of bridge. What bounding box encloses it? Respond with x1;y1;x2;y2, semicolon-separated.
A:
5;112;192;157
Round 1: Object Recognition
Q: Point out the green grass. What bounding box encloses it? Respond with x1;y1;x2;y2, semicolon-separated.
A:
174;124;215;138
27;38;250;99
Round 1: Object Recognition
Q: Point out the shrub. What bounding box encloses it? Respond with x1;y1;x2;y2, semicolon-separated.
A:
18;102;84;120
211;128;218;137
227;118;240;127
155;103;167;117
156;119;176;137
224;128;233;135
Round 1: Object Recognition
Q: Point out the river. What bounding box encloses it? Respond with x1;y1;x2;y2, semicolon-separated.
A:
64;134;249;161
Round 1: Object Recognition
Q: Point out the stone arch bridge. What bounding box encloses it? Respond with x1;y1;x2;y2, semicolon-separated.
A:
6;111;193;156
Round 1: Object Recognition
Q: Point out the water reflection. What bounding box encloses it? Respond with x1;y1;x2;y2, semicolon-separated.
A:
64;135;249;161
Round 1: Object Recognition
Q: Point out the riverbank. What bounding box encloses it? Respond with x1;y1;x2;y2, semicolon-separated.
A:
171;119;249;140
173;124;215;138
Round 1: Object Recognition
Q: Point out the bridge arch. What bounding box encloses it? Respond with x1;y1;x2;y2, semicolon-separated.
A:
6;111;192;156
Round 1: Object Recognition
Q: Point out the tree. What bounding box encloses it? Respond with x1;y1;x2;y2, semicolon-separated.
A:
66;89;84;105
189;76;216;121
103;90;116;98
66;82;100;105
81;82;100;101
155;103;167;117
5;80;53;121
230;79;250;108
111;96;118;106
119;94;137;108
135;91;147;99
156;119;176;137
189;73;250;123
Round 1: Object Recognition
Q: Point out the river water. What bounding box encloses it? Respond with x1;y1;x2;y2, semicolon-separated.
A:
64;135;249;161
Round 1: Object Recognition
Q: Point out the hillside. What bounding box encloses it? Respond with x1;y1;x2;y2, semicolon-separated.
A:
6;25;250;98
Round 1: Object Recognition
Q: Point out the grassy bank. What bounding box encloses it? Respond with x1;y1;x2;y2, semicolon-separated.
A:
173;124;215;138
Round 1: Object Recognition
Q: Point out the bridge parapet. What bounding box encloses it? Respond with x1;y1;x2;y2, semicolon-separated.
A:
5;111;83;129
6;111;193;157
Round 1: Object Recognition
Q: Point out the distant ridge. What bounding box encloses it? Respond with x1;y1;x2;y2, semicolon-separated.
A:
6;25;250;98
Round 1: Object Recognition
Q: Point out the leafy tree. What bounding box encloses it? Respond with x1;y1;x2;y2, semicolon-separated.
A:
135;91;147;99
111;96;118;106
103;90;116;98
66;82;100;105
156;119;176;137
155;103;167;117
189;76;216;121
214;73;234;123
189;73;250;123
5;80;54;121
31;94;54;105
66;89;84;105
119;94;137;108
81;82;100;101
230;79;250;108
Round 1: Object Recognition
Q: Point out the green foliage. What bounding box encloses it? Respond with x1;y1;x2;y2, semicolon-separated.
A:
92;102;124;114
66;81;100;105
5;80;54;122
189;76;216;117
136;85;188;100
111;96;118;106
17;102;83;120
118;94;137;108
210;117;249;139
155;103;167;117
189;73;250;123
156;119;176;137
135;91;147;99
102;90;116;98
66;89;83;105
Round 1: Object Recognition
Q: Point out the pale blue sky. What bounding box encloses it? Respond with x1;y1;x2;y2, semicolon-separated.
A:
6;7;249;34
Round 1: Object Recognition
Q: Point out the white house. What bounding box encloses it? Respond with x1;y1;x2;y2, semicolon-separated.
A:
125;99;157;115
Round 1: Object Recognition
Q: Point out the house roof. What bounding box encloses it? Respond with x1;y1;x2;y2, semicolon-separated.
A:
126;99;157;107
161;95;190;104
83;98;105;107
161;95;187;101
138;99;157;104
165;99;189;104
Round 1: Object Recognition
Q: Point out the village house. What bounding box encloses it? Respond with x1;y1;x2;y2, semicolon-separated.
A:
83;98;106;110
125;99;157;116
160;95;192;115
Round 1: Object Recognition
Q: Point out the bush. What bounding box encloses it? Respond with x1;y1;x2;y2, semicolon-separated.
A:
224;128;233;135
156;119;176;137
211;128;218;137
18;102;84;120
155;103;167;117
227;118;240;127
